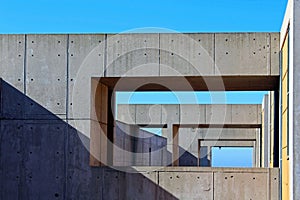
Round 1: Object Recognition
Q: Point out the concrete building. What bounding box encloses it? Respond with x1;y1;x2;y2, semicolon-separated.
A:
0;0;299;199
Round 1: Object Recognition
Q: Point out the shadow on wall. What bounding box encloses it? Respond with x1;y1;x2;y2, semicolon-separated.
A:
114;121;209;167
0;79;178;200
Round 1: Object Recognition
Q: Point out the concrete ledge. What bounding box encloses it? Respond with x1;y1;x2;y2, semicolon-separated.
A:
114;167;279;200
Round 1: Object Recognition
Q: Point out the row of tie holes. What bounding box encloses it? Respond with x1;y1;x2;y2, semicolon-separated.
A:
16;37;278;57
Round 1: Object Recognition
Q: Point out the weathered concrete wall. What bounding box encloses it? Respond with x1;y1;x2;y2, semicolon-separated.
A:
0;79;279;199
130;167;279;200
0;32;280;199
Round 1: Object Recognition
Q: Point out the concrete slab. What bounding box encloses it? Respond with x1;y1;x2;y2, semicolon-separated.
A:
121;104;254;126
124;171;158;200
161;104;180;125
160;33;214;76
200;140;254;147
0;79;25;119
180;104;205;124
0;120;23;199
68;34;105;119
197;128;257;140
102;170;122;200
231;104;260;124
136;104;162;125
117;104;136;124
215;33;270;75
106;34;160;77
0;34;25;92
67;122;103;200
206;104;231;124
158;171;213;199
270;33;280;75
23;121;66;199
26;35;67;118
269;168;280;200
214;172;268;200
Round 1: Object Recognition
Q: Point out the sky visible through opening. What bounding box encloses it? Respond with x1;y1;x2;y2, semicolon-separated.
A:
117;91;264;167
212;147;253;167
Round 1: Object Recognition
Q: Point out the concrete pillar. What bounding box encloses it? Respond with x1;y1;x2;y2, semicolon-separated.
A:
255;128;261;167
262;95;270;167
172;125;179;166
293;0;300;198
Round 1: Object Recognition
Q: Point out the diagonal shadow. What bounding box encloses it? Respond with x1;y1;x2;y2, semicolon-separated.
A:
0;79;178;200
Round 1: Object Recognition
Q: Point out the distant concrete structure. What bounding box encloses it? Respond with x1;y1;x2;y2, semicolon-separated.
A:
117;104;262;167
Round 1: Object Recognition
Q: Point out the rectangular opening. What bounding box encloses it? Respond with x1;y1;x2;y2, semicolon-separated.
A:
90;77;276;168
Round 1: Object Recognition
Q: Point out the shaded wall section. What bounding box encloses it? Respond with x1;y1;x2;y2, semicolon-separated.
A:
0;79;178;200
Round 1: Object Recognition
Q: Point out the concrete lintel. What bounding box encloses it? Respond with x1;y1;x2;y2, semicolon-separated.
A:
117;104;262;126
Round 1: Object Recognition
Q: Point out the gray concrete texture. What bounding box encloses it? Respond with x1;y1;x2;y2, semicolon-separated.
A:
0;32;280;199
132;167;279;200
0;33;279;120
114;121;168;166
117;104;262;125
117;104;262;166
294;0;300;198
0;80;279;199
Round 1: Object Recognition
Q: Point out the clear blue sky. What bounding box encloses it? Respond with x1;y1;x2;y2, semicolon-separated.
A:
0;0;287;33
0;0;287;167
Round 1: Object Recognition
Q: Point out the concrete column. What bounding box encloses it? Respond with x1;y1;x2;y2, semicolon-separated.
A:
172;125;179;166
255;128;261;167
293;0;300;198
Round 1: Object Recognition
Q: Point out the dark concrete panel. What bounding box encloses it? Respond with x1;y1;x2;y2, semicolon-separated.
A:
0;120;23;200
23;121;66;200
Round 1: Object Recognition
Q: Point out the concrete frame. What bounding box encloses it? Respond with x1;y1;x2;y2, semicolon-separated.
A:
0;32;281;199
117;104;263;167
171;124;260;167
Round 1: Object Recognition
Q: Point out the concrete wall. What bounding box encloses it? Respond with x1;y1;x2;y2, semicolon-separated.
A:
0;79;279;199
114;121;168;166
129;167;279;200
118;104;262;166
280;0;300;199
0;32;280;199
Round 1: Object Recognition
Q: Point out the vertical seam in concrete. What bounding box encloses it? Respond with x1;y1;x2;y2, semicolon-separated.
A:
269;33;273;75
158;33;161;76
213;33;216;75
24;35;27;95
64;34;70;200
104;34;108;77
66;34;70;120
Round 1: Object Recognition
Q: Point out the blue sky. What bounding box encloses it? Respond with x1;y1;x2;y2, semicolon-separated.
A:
0;0;287;33
0;0;287;166
212;147;253;167
117;91;269;104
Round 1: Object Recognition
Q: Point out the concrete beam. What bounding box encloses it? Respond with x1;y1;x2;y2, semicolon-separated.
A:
102;33;279;77
117;104;262;126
